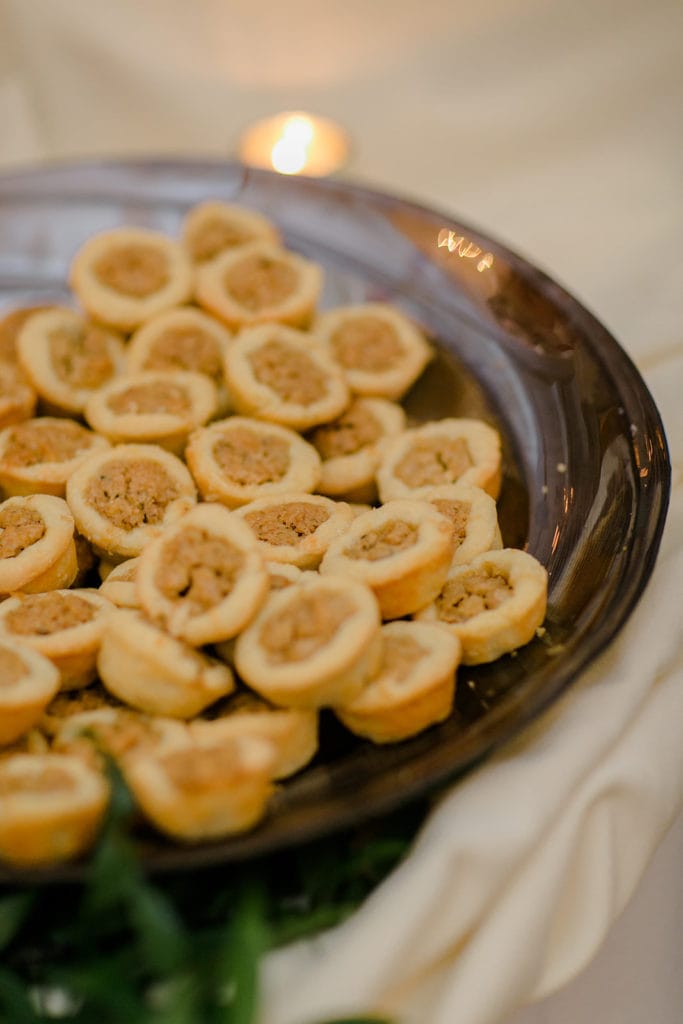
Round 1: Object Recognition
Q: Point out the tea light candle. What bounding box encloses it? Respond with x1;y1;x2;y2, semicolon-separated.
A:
238;111;349;177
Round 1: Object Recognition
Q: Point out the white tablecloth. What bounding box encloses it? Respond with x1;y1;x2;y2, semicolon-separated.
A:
1;2;682;1020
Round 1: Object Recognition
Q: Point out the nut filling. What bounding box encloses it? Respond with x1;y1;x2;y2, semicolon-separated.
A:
436;571;513;623
93;244;169;298
106;382;192;417
5;592;97;636
244;503;330;546
212;429;290;485
309;404;383;458
224;254;297;311
0;766;76;796
381;634;427;683
2;420;93;467
430;499;471;545
48;326;115;389
260;592;354;664
249;341;327;406
85;459;181;530
144;329;223;379
154;527;245;613
0;506;45;559
395;437;473;487
331;317;404;371
0;647;27;686
345;520;418;562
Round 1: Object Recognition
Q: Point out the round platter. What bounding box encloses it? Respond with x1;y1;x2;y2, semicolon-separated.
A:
0;159;670;880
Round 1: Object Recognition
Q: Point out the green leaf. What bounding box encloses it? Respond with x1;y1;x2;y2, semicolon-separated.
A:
128;884;189;976
0;967;40;1024
0;892;34;951
215;877;269;1024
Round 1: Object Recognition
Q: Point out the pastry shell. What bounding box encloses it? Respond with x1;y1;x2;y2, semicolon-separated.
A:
0;494;77;595
0;753;109;866
421;481;503;566
315;302;432;400
0;417;110;498
376;418;502;502
224;324;350;431
186;416;321;508
414;548;548;664
319;499;455;619
181;200;281;263
0;589;115;690
195;240;322;330
0;362;37;429
0;640;61;747
135;502;269;646
98;556;141;608
16;307;126;416
69;226;194;331
334;621;461;743
235;492;354;569
97;610;235;718
234;573;382;709
52;707;189;771
65;443;197;560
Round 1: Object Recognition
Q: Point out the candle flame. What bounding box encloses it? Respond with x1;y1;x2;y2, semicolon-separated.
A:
271;115;315;175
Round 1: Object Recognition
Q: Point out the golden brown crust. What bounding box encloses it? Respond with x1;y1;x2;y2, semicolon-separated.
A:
0;363;37;429
0;417;110;498
0;494;77;595
181;200;281;263
234;492;354;569
421;481;503;566
0;641;61;747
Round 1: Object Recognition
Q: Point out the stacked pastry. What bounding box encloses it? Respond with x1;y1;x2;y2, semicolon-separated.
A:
0;201;547;867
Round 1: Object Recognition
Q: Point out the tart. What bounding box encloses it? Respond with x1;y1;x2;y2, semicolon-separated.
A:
52;707;189;771
0;417;110;498
186;416;321;507
195;240;322;330
306;397;406;502
181;200;281;264
334;621;461;743
135;502;269;646
376;417;502;502
0;640;61;747
0;753;108;866
0;589;114;690
122;733;275;842
16;307;125;416
422;482;503;566
0;362;37;429
84;370;217;454
98;557;141;608
223;324;350;431
69;227;194;331
190;692;318;780
65;443;197;560
0;494;77;595
315;302;432;400
319;499;455;619
414;548;548;664
40;682;121;738
97;610;235;718
234;574;382;709
126;306;234;417
0;305;52;366
235;492;354;570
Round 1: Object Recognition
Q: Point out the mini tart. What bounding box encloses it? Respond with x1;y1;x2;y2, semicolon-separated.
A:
224;324;350;431
186;416;321;508
69;227;194;331
126;306;234;417
65;443;197;560
52;707;189;771
16;307;126;416
84;370;217;454
190;692;318;780
376;418;502;502
40;682;121;738
306;397;406;503
422;482;503;567
181;200;281;264
0;589;114;690
234;492;354;570
0;494;77;595
0;362;37;429
334;621;461;743
0;640;61;747
195;240;322;330
234;574;382;709
414;548;548;664
0;417;110;498
319;499;455;620
97;610;235;718
135;503;269;646
0;753;108;866
212;562;305;665
122;733;275;842
98;557;141;609
0;305;52;366
315;303;432;400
